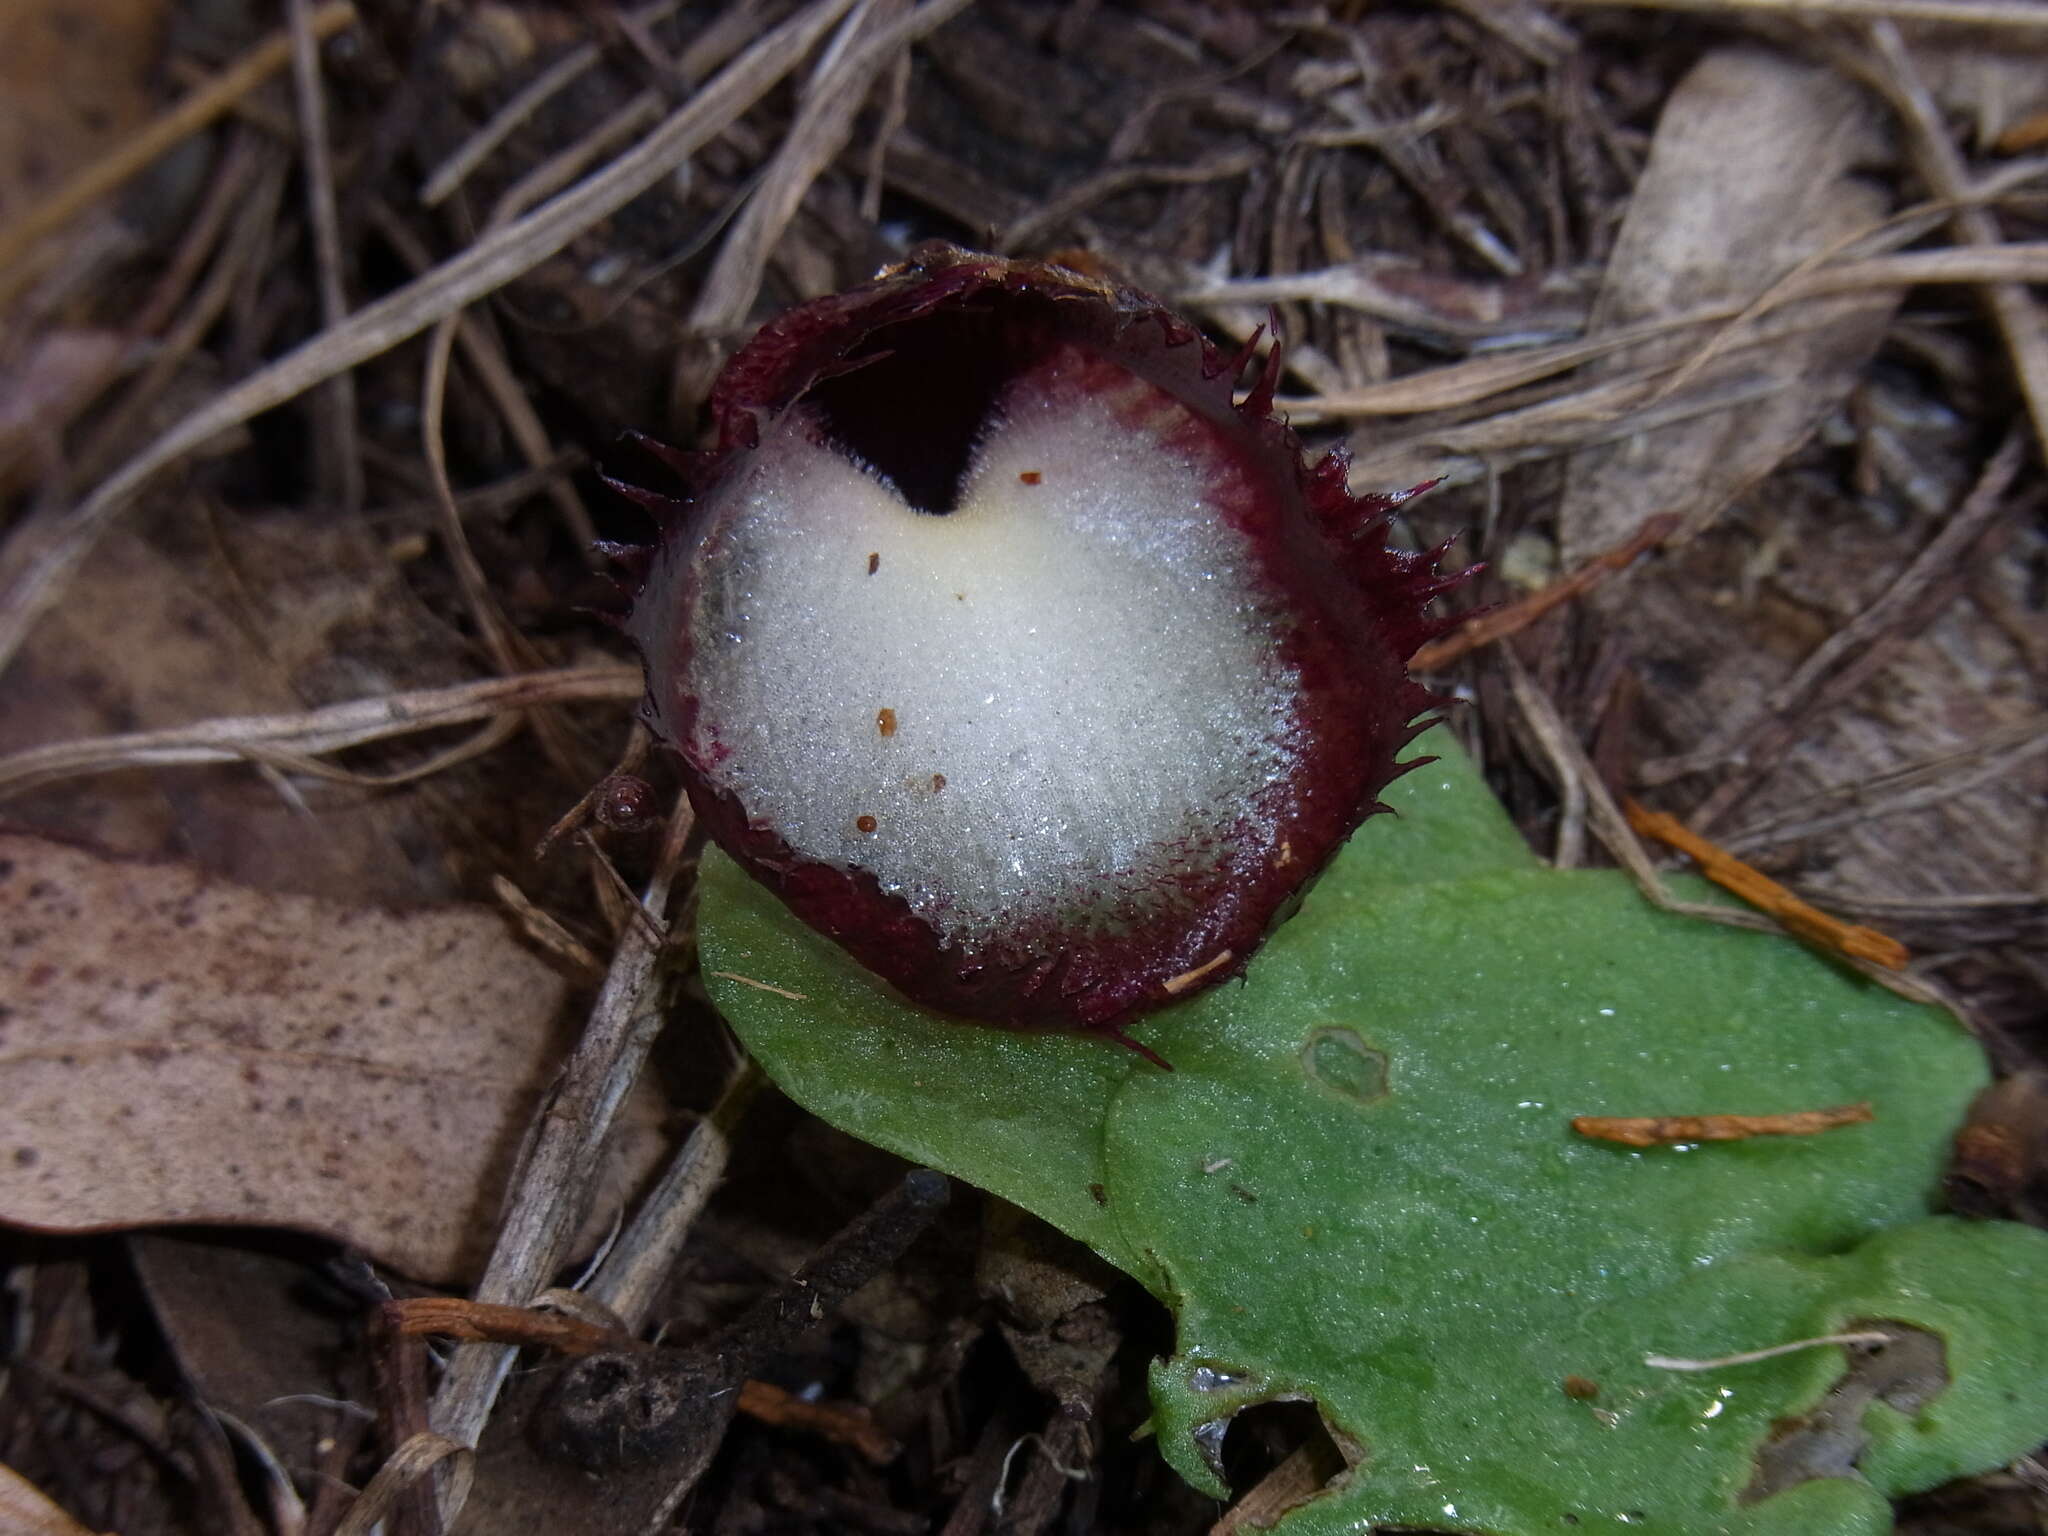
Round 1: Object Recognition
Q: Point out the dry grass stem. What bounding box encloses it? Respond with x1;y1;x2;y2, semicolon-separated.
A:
0;0;359;297
689;0;980;341
419;302;591;787
366;203;599;552
1279;242;2048;426
1349;362;1791;483
0;663;639;798
862;46;915;221
1643;1331;1894;1372
1001;151;1261;251
69;150;290;492
1721;712;2048;854
419;42;604;207
1184;256;1590;345
0;0;864;685
687;0;899;338
493;874;607;984
581;830;672;947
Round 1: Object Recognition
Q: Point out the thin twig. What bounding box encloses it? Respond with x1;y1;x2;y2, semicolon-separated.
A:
365;202;600;553
419;42;602;207
287;0;363;515
0;0;863;685
0;0;359;296
428;788;695;1483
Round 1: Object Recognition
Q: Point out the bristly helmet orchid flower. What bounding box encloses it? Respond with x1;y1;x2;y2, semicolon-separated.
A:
612;244;1463;1061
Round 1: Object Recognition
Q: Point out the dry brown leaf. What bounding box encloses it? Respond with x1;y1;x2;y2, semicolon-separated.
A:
0;1463;101;1536
0;830;661;1283
1558;50;1898;566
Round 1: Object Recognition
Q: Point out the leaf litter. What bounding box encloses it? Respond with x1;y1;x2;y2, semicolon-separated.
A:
0;2;2046;1533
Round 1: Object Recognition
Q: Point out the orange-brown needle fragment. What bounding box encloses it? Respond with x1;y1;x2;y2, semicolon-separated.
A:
1572;1102;1873;1148
1622;799;1909;970
385;1296;635;1355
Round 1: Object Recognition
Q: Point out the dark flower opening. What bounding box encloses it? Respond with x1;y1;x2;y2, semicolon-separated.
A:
806;300;1068;513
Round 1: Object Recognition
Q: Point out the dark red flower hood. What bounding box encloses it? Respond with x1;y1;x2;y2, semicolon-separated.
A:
618;245;1460;1054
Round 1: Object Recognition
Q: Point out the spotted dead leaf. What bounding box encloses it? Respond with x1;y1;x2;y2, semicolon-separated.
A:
0;831;662;1283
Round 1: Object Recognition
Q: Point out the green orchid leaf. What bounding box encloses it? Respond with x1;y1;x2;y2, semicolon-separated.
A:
698;732;2048;1533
